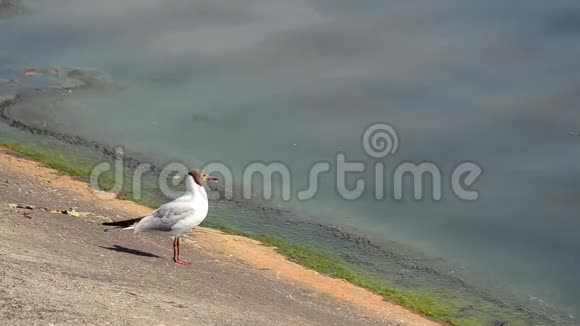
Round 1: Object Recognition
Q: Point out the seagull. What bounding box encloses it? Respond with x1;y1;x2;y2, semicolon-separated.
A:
569;132;580;137
103;169;218;265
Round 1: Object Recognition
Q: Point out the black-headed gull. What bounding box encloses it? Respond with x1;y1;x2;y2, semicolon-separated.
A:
103;169;218;265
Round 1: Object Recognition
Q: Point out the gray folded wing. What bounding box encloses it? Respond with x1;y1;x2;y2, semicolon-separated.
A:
135;201;196;232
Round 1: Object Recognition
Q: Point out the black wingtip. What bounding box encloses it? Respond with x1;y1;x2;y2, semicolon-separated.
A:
102;216;145;228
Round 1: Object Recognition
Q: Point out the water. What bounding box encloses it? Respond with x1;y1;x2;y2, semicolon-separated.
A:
2;1;580;323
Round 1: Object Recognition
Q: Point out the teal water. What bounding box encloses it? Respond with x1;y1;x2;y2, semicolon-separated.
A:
2;1;580;324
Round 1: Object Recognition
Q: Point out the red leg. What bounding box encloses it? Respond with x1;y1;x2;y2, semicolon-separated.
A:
173;237;191;265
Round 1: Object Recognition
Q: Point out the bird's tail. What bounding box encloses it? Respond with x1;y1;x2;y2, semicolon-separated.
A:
102;216;144;231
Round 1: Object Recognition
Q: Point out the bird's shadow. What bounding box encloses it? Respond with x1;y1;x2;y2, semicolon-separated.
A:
99;245;160;258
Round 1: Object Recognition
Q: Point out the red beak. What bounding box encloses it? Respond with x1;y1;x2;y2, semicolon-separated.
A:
207;176;219;181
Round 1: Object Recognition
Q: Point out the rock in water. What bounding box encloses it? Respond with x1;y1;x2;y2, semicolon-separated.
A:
0;0;23;17
490;321;508;326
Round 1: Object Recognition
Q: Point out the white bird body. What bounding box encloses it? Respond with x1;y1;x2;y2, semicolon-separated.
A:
129;175;208;236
